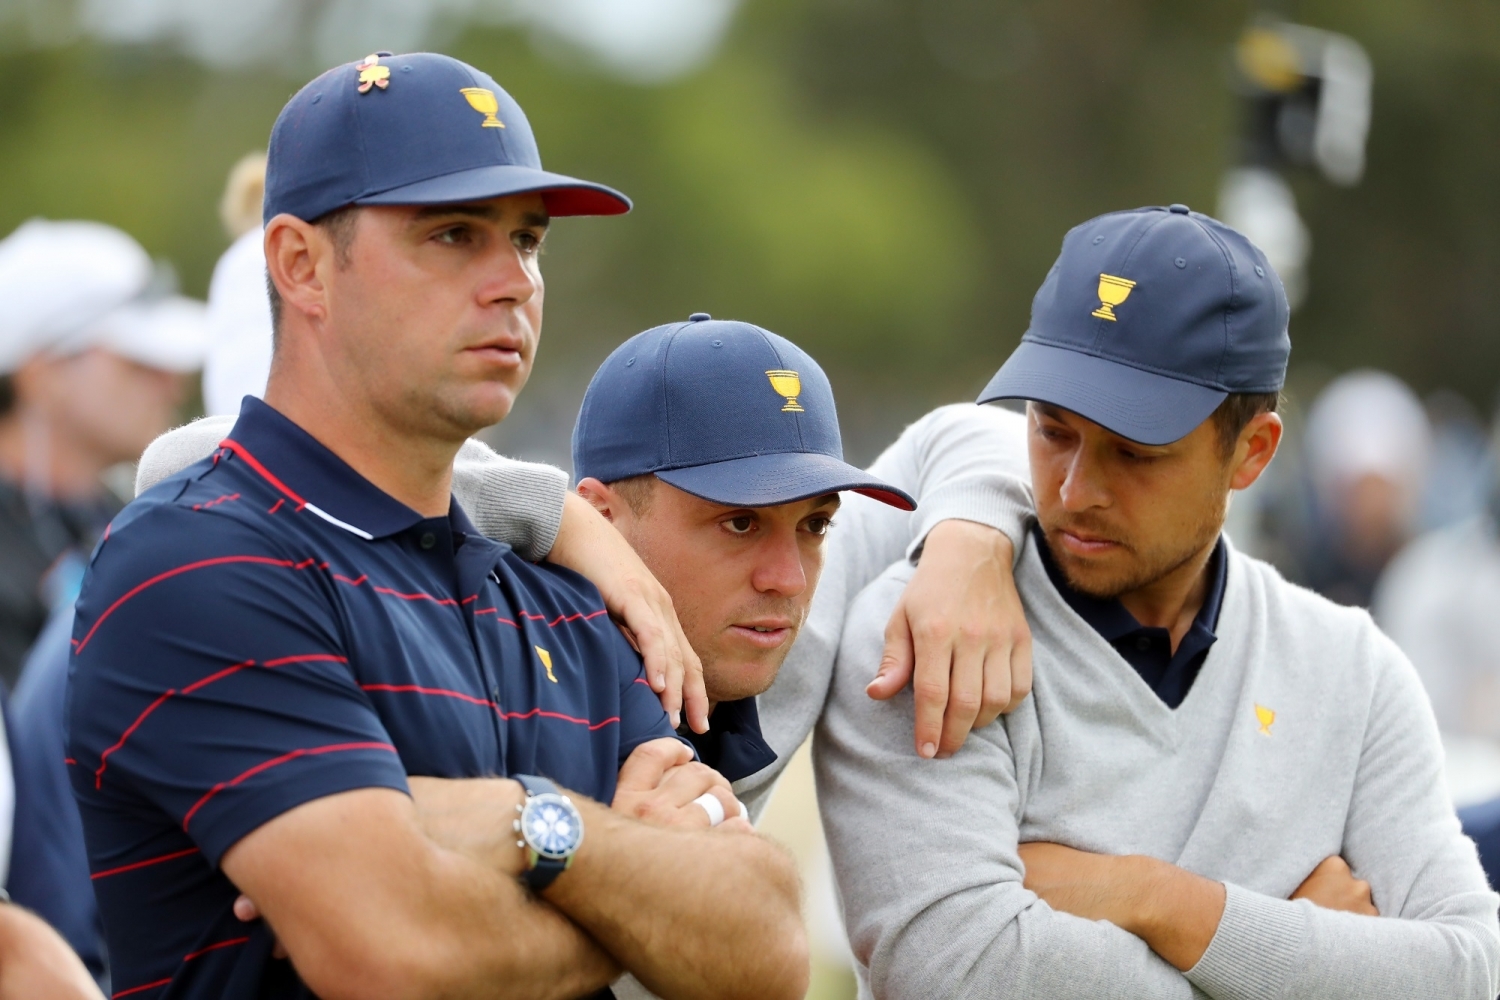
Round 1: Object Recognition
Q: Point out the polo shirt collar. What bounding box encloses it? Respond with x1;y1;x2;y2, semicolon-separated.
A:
1033;524;1228;644
224;397;428;540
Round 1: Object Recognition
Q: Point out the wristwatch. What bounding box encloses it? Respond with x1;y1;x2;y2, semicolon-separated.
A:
513;774;584;893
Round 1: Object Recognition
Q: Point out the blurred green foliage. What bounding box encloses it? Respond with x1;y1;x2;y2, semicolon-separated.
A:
3;1;1500;460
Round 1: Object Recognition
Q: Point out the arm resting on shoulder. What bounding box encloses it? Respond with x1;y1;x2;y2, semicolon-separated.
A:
859;404;1038;755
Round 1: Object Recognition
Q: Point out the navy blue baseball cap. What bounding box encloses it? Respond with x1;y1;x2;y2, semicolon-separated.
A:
263;52;629;224
573;315;914;510
978;204;1290;445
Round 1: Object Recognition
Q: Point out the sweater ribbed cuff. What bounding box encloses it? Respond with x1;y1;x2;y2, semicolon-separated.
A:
450;441;569;562
904;473;1034;564
1184;882;1305;1000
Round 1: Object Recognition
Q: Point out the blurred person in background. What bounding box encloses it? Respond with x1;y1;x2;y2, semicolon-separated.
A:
0;219;205;992
203;152;273;418
1291;369;1431;607
0;220;202;689
1376;407;1500;890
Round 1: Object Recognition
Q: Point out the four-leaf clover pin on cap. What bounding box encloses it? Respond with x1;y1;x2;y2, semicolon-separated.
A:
978;204;1291;446
573;315;914;511
264;52;630;224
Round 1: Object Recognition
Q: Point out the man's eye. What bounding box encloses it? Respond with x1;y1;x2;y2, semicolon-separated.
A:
724;516;754;535
434;226;471;245
513;231;544;254
804;517;834;536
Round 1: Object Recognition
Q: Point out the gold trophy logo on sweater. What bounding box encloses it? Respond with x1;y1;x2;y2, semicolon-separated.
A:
1254;703;1276;736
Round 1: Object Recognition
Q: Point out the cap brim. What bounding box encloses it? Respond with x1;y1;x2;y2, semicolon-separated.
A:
356;163;630;217
977;340;1227;446
655;452;915;511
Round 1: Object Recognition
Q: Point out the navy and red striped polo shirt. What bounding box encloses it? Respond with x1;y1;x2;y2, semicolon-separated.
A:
66;397;676;1000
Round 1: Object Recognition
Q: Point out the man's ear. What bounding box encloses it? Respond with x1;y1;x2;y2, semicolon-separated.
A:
575;477;618;523
1229;411;1284;491
263;213;333;331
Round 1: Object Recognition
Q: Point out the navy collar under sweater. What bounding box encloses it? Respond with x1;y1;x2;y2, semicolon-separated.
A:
680;696;776;783
1032;525;1227;709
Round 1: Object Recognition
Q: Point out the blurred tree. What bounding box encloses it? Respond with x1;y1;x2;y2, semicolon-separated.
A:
3;0;1500;461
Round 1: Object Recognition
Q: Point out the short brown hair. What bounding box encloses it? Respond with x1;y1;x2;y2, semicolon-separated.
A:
607;475;658;517
265;205;360;339
1208;391;1281;457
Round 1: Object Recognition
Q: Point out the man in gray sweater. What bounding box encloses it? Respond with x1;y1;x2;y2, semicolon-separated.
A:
816;205;1500;998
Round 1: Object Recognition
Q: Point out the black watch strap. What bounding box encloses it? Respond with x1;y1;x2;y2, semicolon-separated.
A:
515;774;568;893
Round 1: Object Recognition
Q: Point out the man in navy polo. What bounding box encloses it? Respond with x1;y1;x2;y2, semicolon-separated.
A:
67;53;806;1000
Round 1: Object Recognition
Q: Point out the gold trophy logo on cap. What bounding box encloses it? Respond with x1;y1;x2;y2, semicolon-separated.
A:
1092;273;1137;321
765;370;804;412
460;88;506;128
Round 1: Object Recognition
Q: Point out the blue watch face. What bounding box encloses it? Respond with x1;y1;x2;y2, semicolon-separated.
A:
523;793;583;859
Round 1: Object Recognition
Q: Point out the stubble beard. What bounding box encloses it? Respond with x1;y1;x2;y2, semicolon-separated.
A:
1043;494;1228;601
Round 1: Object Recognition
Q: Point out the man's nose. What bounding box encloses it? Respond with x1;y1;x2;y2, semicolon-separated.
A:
480;245;540;305
1058;449;1109;512
750;529;808;598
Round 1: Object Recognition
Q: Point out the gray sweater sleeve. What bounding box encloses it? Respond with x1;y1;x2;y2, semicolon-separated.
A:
1185;628;1500;1000
863;403;1034;566
737;403;1033;813
816;564;1203;1000
449;437;568;562
134;419;568;563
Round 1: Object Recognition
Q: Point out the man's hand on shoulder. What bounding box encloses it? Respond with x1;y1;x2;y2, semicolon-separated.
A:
869;520;1033;758
612;737;748;831
549;493;709;734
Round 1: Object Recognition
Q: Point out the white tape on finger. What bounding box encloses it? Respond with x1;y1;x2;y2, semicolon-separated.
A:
737;798;748;820
692;791;726;827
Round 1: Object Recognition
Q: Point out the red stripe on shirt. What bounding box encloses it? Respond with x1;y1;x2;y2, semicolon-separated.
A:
362;685;622;730
73;555;300;655
361;683;492;707
519;609;610;627
219;438;307;510
94;687;186;789
113;976;173;997
182;742;398;830
182;936;250;962
95;654;346;788
371;586;460;606
499;707;621;731
111;935;251;998
91;846;201;881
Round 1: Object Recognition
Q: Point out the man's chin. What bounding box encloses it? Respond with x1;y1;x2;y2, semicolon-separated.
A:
703;653;786;705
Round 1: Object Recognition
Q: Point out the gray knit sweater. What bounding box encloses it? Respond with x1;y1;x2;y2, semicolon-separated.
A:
816;530;1500;999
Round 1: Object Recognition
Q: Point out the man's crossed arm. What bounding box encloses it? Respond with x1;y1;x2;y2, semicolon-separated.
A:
223;738;806;1000
1018;844;1376;971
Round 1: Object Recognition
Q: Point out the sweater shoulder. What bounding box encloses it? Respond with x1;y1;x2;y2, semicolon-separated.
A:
1227;547;1412;681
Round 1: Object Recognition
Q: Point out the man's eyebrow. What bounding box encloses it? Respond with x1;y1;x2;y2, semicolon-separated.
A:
815;493;842;510
410;204;550;228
